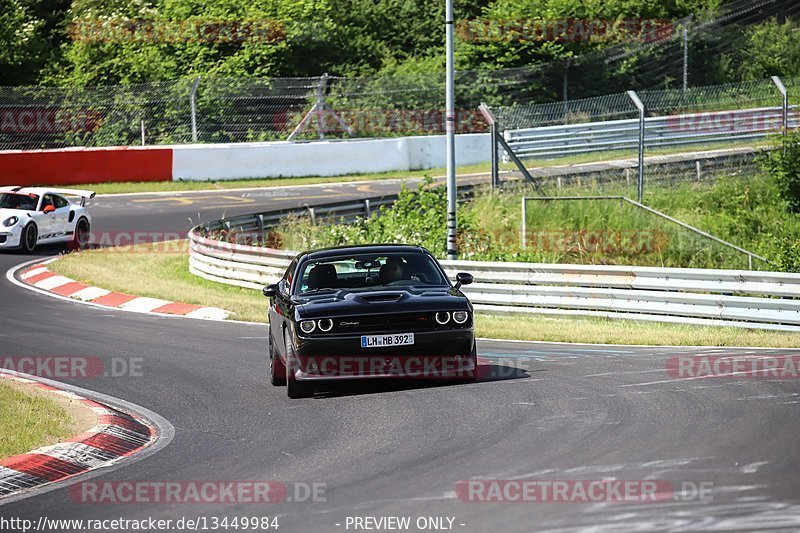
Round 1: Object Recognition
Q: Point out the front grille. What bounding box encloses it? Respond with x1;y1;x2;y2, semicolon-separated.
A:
335;312;438;333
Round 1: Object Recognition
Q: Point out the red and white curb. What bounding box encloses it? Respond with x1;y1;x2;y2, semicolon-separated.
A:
0;372;157;500
18;260;230;320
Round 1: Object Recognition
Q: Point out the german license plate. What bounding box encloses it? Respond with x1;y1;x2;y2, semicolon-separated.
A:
361;333;415;348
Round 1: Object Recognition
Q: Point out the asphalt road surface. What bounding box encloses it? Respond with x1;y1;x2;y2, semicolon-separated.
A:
1;180;799;532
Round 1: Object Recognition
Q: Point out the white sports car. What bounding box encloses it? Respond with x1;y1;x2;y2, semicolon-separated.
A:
0;186;94;252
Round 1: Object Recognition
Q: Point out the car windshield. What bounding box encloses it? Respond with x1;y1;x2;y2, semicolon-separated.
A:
0;193;38;211
296;252;449;294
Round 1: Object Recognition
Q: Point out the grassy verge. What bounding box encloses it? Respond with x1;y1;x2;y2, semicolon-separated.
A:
48;243;800;347
0;381;79;460
50;242;267;323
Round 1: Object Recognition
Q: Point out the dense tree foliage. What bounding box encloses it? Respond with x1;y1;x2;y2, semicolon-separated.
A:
0;0;798;89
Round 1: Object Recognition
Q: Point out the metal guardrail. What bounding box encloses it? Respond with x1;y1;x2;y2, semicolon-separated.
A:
189;204;800;331
503;106;800;160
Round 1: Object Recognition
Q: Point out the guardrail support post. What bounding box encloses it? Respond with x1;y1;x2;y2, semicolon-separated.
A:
627;90;646;203
521;197;527;249
363;199;371;218
308;206;317;226
771;76;788;134
257;214;265;243
190;76;200;142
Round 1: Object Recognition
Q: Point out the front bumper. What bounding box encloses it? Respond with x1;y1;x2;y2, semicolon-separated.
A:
0;226;23;249
292;328;475;380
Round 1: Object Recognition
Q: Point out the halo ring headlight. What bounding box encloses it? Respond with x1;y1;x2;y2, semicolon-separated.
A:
318;318;334;332
300;320;316;334
435;311;451;325
452;311;469;324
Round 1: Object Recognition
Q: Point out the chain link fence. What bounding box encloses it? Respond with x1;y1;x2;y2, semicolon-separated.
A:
489;74;800;199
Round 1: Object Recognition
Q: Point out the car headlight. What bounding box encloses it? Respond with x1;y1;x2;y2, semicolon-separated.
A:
300;320;316;334
435;311;451;325
2;216;18;227
317;318;333;332
452;311;469;324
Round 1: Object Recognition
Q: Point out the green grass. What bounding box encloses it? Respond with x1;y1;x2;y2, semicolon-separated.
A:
0;382;78;460
50;242;268;323
476;315;800;348
48;245;800;347
276;172;795;270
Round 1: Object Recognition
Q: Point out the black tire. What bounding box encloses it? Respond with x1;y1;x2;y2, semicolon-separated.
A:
269;332;286;386
72;218;90;250
451;341;478;383
285;334;312;399
20;223;37;253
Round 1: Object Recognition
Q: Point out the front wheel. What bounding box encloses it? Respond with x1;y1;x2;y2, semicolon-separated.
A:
285;334;312;399
20;224;37;253
269;332;286;386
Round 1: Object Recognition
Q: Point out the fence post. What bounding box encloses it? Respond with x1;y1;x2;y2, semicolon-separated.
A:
478;103;499;189
140;119;145;146
520;197;527;249
627;90;646;203
771;76;788;134
190;76;200;142
316;73;328;140
682;15;693;92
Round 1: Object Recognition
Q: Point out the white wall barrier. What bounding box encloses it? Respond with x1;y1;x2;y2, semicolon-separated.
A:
172;133;490;181
188;229;800;331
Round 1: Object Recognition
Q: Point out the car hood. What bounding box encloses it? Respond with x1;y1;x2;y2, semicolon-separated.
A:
295;287;470;319
0;208;29;224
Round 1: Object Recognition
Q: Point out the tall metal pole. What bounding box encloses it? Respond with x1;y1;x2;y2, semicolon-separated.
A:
445;0;458;259
190;76;200;142
682;26;689;91
627;90;645;203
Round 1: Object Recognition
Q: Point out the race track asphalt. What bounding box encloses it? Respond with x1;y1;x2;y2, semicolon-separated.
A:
1;180;799;532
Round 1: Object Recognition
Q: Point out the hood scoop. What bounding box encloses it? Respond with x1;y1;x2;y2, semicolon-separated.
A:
359;293;404;303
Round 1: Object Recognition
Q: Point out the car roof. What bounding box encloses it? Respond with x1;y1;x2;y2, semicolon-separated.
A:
300;244;430;261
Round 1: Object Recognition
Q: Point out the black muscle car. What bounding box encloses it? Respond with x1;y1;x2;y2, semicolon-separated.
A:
263;244;476;398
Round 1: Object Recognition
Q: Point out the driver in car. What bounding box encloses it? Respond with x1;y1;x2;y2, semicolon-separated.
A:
379;257;406;285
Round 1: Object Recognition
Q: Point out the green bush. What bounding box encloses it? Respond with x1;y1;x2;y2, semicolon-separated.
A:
759;133;800;213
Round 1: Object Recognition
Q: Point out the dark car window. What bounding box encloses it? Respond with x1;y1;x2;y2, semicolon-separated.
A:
53;195;69;209
0;193;39;211
295;252;449;294
42;194;55;211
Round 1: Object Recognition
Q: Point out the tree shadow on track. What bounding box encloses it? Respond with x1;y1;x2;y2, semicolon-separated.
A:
307;361;534;399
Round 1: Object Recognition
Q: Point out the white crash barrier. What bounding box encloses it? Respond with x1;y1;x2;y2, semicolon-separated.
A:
188;229;800;331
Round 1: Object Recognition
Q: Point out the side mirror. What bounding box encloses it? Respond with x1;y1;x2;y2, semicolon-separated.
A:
43;205;55;214
454;272;474;290
263;284;278;298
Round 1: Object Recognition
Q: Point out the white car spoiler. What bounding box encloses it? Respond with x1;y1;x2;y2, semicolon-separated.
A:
1;186;96;206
